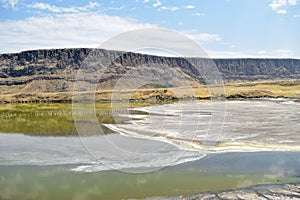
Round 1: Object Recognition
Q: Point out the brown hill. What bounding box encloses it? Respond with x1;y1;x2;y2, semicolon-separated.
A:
0;48;299;102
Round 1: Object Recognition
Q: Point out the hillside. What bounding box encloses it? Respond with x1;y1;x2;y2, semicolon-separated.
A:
0;48;299;102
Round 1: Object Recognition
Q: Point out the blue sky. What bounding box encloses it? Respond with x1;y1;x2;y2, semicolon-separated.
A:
0;0;299;58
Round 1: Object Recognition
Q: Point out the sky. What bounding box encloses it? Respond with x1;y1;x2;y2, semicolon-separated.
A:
0;0;299;58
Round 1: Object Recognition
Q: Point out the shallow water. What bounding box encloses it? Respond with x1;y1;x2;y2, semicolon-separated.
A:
1;99;300;199
0;133;204;172
1;152;300;200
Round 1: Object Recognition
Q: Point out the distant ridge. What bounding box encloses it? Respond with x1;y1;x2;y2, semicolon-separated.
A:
0;48;299;94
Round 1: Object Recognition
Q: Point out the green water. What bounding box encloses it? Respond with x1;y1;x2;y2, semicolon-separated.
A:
1;165;298;200
0;102;154;136
2;152;300;200
1;101;300;199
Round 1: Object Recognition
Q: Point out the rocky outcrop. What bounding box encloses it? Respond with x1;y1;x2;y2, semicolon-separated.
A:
0;48;89;80
0;48;299;94
214;58;300;81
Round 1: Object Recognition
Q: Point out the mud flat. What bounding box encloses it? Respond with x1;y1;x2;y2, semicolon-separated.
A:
177;183;300;200
106;99;300;153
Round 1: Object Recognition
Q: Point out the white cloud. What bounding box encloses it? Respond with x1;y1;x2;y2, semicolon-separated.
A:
0;13;296;59
156;4;196;12
0;12;155;53
206;49;297;58
193;12;204;16
150;1;195;12
159;6;180;11
273;49;295;57
183;30;221;43
0;0;18;10
277;9;287;14
268;0;298;14
293;13;300;17
206;50;245;58
258;50;267;54
105;6;125;11
183;5;195;9
99;28;217;57
269;0;287;10
288;0;298;5
192;33;221;43
28;2;100;13
152;0;161;7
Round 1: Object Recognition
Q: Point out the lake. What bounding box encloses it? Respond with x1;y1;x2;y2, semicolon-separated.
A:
0;99;300;199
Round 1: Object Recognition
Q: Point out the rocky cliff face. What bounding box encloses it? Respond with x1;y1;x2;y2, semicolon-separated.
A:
214;58;300;81
0;48;299;93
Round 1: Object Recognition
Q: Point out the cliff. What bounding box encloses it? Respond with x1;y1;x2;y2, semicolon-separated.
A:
0;48;299;95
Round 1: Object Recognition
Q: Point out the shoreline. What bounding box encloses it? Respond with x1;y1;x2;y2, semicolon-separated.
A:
0;92;298;104
177;182;300;200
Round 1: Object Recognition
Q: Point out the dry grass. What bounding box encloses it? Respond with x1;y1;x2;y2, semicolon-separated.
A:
0;79;299;103
225;79;300;99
